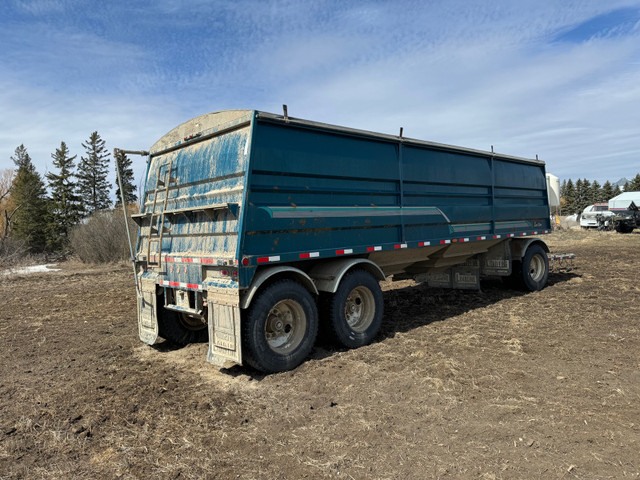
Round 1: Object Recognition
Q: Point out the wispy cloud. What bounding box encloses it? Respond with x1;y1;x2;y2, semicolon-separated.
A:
1;0;639;188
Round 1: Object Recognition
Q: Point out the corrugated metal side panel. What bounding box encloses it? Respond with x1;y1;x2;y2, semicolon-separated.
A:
137;125;251;261
243;119;549;258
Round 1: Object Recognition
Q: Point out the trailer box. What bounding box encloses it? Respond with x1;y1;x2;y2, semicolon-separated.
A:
126;110;551;372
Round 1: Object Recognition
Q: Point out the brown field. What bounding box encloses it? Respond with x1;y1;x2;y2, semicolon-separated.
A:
1;230;639;479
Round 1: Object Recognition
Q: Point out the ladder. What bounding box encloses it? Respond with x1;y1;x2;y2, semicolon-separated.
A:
146;160;176;269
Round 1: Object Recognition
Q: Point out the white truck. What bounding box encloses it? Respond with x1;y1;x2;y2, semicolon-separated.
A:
579;203;614;229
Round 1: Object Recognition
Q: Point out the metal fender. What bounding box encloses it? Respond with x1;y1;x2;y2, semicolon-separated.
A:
240;266;319;310
309;258;386;293
510;238;549;260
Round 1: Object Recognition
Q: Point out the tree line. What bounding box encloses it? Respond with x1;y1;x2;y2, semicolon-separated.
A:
1;131;137;256
560;174;640;215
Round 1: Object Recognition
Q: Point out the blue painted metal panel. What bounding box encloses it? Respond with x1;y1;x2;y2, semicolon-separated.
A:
137;121;251;289
241;115;550;268
138;110;550;290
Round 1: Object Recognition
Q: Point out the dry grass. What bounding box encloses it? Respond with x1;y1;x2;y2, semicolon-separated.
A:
1;230;639;479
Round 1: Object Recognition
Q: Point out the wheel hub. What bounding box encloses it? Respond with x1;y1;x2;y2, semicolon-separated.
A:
344;287;375;333
264;300;306;354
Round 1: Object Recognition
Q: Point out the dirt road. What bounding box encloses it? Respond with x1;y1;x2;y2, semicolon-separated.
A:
1;230;639;479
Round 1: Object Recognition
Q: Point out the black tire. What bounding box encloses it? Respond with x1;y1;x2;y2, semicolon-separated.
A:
615;224;634;234
242;280;318;373
509;244;548;291
321;269;384;349
158;305;208;345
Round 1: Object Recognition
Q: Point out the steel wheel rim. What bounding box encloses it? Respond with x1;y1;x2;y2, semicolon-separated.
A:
529;254;546;282
345;286;375;333
265;299;307;354
179;313;207;331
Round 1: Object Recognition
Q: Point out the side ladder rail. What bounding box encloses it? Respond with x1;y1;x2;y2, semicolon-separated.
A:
146;160;175;269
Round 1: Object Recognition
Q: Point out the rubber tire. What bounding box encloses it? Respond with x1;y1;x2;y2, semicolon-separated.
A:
242;280;318;373
158;305;208;345
321;269;384;349
510;244;549;292
615;224;634;234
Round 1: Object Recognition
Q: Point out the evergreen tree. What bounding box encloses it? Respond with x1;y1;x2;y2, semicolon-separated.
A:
562;179;577;215
574;179;584;214
9;145;49;252
627;173;640;191
575;178;592;213
560;179;567;199
613;184;622;197
45;141;82;250
77;131;111;214
591;180;602;203
114;149;138;207
601;181;614;201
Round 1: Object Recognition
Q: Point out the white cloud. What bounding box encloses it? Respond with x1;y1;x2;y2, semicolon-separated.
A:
1;0;639;190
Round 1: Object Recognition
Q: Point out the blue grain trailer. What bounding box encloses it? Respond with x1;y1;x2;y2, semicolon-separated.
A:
118;109;551;373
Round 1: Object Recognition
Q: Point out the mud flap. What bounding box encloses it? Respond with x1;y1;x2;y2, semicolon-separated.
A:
138;277;160;345
206;288;242;367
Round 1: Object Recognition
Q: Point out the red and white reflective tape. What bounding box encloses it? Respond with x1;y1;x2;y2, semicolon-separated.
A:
147;255;236;265
148;230;550;267
257;255;281;264
160;280;203;291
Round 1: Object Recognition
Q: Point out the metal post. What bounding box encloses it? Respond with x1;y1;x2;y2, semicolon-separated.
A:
114;148;147;298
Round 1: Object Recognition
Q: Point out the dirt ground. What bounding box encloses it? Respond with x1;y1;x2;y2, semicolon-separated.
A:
1;230;639;479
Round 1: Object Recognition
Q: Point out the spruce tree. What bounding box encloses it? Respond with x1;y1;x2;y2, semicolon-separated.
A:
591;180;602;203
613;184;622;197
575;179;585;214
560;179;567;199
573;178;593;213
562;179;576;215
627;173;640;191
9;145;49;252
601;181;614;201
114;149;138;207
77;131;111;214
46;142;82;250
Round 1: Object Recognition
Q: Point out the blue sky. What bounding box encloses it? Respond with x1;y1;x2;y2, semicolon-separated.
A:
1;0;639;193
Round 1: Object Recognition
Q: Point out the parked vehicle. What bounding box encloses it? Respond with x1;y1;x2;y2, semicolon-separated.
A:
609;192;640;233
117;109;551;372
612;203;640;233
579;203;614;230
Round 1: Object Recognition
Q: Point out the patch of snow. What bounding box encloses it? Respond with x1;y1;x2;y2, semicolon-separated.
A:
1;264;60;276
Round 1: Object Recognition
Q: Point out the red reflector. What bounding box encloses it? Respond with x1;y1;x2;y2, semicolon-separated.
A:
242;258;249;266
